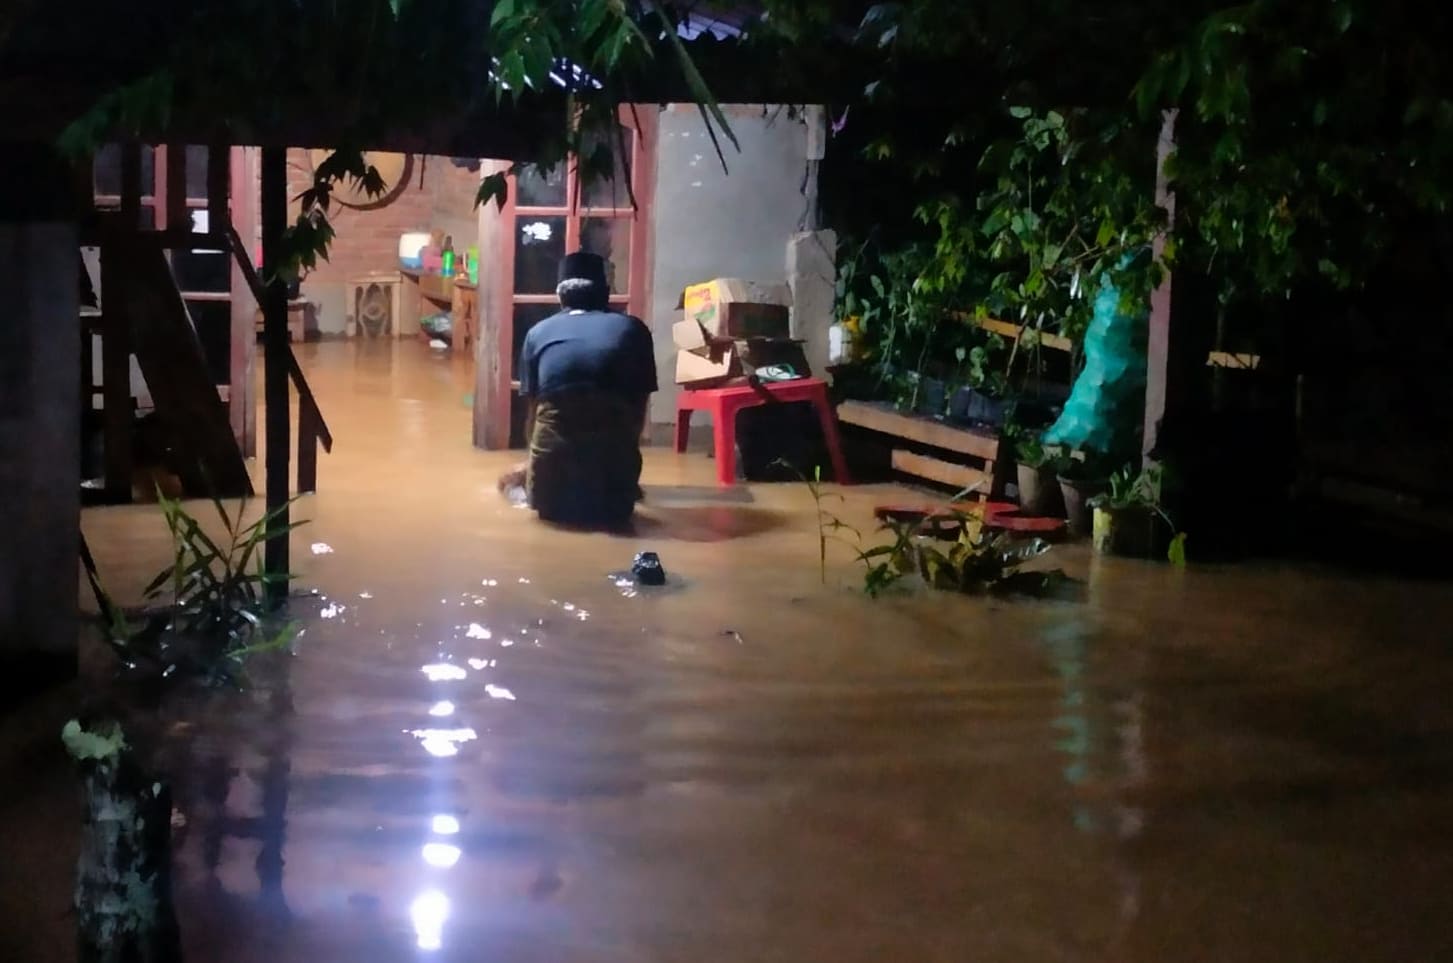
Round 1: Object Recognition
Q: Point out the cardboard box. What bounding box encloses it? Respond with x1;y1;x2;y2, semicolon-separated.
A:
674;346;742;388
672;318;719;355
682;278;792;339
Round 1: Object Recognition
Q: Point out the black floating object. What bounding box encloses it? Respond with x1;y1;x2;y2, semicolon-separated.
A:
632;552;666;586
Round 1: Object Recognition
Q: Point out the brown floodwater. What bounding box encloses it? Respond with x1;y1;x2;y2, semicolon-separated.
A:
5;339;1453;962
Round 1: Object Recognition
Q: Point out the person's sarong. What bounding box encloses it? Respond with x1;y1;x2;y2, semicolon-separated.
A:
527;389;642;527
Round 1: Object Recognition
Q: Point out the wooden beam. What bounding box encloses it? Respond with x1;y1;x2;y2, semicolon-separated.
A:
260;147;291;605
837;400;1000;461
957;314;1074;354
891;449;992;495
1143;109;1178;463
117;233;251;498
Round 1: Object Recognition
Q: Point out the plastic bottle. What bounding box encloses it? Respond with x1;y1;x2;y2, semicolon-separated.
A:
440;235;456;277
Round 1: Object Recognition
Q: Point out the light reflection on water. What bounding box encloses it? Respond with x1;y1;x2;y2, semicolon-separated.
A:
421;842;462;868
421;663;467;682
410;889;449;951
409;727;478;757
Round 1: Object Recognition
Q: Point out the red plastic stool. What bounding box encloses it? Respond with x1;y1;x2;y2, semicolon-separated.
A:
674;377;852;487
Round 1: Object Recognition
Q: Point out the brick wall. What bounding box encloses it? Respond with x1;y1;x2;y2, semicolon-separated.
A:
285;150;480;334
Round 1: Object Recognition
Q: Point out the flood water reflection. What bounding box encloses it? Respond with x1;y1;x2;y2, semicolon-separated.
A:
7;341;1453;962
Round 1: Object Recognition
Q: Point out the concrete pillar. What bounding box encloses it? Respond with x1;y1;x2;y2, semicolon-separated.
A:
786;229;837;381
0;143;81;704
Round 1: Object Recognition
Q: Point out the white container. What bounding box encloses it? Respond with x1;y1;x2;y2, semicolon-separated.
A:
398;232;430;269
828;322;855;365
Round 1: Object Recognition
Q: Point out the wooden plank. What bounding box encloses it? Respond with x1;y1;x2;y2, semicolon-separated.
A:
297;403;319;494
973;316;1073;354
1206;351;1261;369
837;400;1000;461
947;312;1073;352
891;449;992;495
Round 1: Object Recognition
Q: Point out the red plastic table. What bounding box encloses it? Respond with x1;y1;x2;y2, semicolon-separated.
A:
674;377;852;487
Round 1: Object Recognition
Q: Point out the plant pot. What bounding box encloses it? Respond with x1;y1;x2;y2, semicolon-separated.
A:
1016;463;1065;517
1058;476;1106;539
1092;505;1158;558
915;378;948;417
948;387;1009;427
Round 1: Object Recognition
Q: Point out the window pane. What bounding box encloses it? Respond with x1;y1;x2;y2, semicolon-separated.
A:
512;302;560;368
93;144;156;197
580;217;631;295
514;216;566;294
580;124;633;209
515;163;567;208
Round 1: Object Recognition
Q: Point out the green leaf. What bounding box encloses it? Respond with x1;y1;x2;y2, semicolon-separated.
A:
61;719;127;762
1008;105;1032;119
490;0;516;27
476;172;510;211
1167;532;1187;567
1332;2;1353;33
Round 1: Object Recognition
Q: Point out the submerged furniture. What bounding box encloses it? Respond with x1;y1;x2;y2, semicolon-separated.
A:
674;377;852;487
837;400;1008;497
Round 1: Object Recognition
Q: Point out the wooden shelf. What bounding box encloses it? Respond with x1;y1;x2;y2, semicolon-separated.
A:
890;449;991;494
838;401;999;460
838;399;1007;496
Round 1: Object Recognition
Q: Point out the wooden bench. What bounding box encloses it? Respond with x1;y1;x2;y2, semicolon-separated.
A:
837;400;1008;496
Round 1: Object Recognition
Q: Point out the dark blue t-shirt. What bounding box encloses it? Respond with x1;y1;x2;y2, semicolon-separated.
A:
518;309;658;400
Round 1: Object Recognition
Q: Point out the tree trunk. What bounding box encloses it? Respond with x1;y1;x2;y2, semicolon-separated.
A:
70;723;182;963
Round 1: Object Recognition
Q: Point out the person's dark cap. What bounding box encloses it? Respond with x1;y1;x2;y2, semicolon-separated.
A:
558;251;609;288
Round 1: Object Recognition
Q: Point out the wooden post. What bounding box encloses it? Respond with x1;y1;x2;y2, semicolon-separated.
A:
0;144;82;697
260;148;291;605
229;147;258;457
473;161;515;450
165;144;188;231
1142;109;1178;464
119;144;141;228
206;143;229;231
99;220;133;501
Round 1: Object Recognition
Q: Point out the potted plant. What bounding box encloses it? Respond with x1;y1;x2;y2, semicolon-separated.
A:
1057;449;1110;538
1087;464;1187;563
1012;432;1065;517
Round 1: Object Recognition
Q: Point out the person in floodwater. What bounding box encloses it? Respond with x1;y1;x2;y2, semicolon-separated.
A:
505;251;656;527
